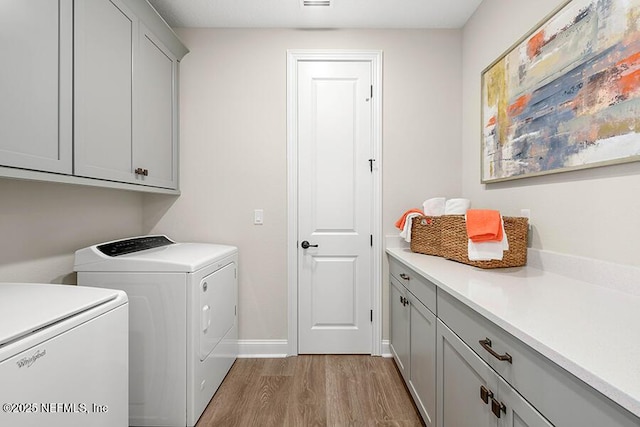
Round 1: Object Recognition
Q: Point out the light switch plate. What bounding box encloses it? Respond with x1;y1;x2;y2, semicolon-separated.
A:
254;209;264;225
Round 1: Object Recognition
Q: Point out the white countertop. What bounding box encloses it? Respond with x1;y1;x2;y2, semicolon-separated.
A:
386;247;640;419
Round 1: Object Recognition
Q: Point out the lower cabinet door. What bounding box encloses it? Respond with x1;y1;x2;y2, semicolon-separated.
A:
437;319;552;427
497;375;553;427
437;319;496;427
390;276;409;380
409;295;437;427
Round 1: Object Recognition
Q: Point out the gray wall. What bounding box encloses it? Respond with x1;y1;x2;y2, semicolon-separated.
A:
142;28;464;341
462;0;640;266
0;180;143;283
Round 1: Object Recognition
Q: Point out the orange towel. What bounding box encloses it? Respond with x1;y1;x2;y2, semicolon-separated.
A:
395;208;423;230
466;209;503;242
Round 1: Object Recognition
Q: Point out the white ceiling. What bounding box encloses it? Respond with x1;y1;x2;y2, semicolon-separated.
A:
147;0;484;29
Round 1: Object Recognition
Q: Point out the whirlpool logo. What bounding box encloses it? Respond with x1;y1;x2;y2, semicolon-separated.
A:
16;349;46;368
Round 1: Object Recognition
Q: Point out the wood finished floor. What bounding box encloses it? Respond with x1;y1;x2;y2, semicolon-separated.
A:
196;355;425;427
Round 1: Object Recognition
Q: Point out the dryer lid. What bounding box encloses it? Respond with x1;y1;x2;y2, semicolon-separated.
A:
0;283;125;348
74;236;238;273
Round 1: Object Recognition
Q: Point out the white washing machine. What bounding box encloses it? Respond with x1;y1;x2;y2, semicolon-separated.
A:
0;283;128;427
74;236;238;427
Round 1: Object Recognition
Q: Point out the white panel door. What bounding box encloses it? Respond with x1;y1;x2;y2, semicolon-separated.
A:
74;0;136;183
0;0;72;174
298;60;373;354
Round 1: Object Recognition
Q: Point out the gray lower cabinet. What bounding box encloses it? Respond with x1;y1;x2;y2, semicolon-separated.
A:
389;259;437;426
0;0;72;174
388;252;640;427
438;289;640;427
408;294;437;427
390;276;410;379
436;318;551;427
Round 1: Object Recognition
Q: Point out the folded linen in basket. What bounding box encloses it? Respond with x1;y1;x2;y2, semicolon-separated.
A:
400;213;423;243
394;208;424;230
445;198;471;215
465;209;503;242
467;218;509;261
422;197;446;216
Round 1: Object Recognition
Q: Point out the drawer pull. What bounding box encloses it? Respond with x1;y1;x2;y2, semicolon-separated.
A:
479;338;513;363
399;273;410;280
480;385;493;404
491;398;506;418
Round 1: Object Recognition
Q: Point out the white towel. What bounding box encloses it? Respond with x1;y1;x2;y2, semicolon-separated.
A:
422;197;446;216
445;198;471;215
400;212;422;243
467;217;509;261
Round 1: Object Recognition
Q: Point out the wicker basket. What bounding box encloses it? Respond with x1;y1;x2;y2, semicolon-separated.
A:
410;214;529;268
441;215;528;268
410;216;444;257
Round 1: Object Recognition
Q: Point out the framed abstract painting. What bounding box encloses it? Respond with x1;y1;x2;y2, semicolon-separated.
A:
481;0;640;183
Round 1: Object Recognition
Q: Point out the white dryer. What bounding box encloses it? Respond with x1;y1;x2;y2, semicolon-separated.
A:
74;236;238;427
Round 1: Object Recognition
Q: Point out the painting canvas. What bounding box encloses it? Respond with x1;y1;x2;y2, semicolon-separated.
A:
481;0;640;182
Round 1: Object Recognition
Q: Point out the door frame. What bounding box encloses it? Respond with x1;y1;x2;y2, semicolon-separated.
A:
286;49;383;356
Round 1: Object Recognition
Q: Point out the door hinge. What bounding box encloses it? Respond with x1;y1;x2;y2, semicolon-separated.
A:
370;234;373;247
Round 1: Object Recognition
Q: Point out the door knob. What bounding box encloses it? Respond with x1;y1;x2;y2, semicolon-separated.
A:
301;240;318;249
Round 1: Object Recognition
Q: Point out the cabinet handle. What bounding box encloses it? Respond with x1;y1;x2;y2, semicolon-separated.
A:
480;385;493;404
135;168;149;176
399;273;410;281
491;398;506;418
479;338;513;363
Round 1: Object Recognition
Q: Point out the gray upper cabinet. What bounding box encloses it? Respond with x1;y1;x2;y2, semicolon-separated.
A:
75;0;182;189
0;0;72;174
134;24;178;189
0;0;186;193
74;0;136;184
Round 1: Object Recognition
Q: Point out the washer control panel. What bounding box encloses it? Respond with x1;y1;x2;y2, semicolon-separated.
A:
97;235;174;257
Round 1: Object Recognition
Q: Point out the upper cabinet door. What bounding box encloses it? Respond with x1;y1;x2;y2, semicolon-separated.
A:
134;24;178;189
0;0;72;174
74;0;137;183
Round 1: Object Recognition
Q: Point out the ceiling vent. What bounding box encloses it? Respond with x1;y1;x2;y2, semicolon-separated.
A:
301;0;331;7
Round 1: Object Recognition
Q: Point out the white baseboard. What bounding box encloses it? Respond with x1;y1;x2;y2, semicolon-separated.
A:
237;339;392;358
380;339;392;358
237;339;289;358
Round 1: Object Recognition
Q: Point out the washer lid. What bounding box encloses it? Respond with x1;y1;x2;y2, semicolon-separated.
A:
0;283;125;348
74;236;238;273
